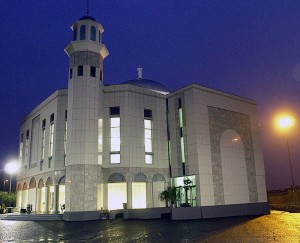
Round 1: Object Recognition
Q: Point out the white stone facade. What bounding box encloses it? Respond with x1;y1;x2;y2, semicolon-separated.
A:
16;15;268;221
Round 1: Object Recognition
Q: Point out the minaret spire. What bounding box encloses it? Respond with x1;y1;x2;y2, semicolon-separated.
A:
87;0;90;15
137;65;143;80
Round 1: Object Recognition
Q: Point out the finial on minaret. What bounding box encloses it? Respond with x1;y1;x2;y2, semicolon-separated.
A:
87;0;90;15
137;65;143;80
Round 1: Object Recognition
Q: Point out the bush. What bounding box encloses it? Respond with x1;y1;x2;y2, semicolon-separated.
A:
0;191;16;207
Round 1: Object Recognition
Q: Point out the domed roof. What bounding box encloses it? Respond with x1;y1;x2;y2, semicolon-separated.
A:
79;15;96;21
123;79;170;95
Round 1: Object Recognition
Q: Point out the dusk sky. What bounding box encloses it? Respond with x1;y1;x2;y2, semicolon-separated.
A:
1;1;300;190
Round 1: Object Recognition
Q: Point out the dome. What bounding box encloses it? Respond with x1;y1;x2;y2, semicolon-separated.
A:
79;15;96;21
123;79;170;95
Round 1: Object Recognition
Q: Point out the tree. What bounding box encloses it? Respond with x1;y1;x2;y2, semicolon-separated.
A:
159;187;177;207
0;191;16;208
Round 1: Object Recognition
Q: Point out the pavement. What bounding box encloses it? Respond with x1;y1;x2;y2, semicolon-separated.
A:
0;210;299;242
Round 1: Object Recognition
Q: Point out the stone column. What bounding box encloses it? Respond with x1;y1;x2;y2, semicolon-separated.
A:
127;182;132;209
146;181;153;208
103;183;108;210
53;185;59;213
44;186;49;214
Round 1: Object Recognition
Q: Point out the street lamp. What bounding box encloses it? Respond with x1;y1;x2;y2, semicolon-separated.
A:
4;160;19;193
277;115;295;190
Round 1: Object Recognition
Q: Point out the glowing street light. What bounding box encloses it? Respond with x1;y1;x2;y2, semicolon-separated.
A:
277;115;295;190
4;160;19;193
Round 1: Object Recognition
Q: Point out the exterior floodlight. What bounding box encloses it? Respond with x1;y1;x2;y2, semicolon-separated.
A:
278;116;295;129
4;160;19;193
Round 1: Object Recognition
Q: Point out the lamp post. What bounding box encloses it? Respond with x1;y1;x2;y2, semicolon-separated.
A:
4;160;19;193
277;116;295;190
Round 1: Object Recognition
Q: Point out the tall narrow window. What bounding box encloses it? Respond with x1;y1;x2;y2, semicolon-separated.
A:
90;66;96;77
98;119;103;164
19;134;24;165
178;98;186;174
99;31;101;43
73;27;77;40
64;111;67;166
100;70;103;81
41;119;46;161
25;130;30;167
90;26;96;41
49;113;54;168
144;109;153;164
78;66;83;76
69;68;73;79
80;25;86;40
110;107;120;164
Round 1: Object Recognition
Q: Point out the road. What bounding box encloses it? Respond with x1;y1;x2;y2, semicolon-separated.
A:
0;211;299;242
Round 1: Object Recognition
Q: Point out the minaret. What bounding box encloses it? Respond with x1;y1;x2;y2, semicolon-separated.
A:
64;15;108;221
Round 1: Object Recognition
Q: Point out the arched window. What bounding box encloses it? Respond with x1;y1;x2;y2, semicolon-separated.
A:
80;25;86;40
73;27;77;40
90;26;96;41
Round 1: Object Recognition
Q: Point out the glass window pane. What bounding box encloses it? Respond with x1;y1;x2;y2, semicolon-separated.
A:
144;120;151;129
144;129;151;139
107;183;126;210
179;108;183;127
80;25;86;40
145;154;153;164
111;138;120;151
145;139;152;152
180;137;185;162
111;127;120;138
111;117;120;127
90;26;96;41
110;154;120;164
132;182;146;208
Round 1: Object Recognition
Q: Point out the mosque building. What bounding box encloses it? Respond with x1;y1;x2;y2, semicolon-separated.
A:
16;14;269;221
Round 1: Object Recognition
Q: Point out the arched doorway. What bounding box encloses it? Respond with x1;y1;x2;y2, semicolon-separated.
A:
107;173;127;210
58;176;65;213
16;184;22;208
132;173;147;209
28;177;36;212
152;174;165;208
21;182;28;209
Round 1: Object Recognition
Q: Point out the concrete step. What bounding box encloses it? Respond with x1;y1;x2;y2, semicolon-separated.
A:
0;213;63;221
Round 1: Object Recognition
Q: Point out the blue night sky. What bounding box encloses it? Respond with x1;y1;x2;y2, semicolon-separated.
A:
1;1;300;190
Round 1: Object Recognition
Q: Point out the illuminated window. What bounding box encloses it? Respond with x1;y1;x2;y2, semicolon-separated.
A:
144;109;153;164
108;182;127;210
178;99;185;164
64;111;67;166
98;119;103;164
19;134;23;165
49;113;54;160
41;119;46;161
90;26;96;41
132;182;146;209
25;130;30;167
80;25;86;40
110;107;120;164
